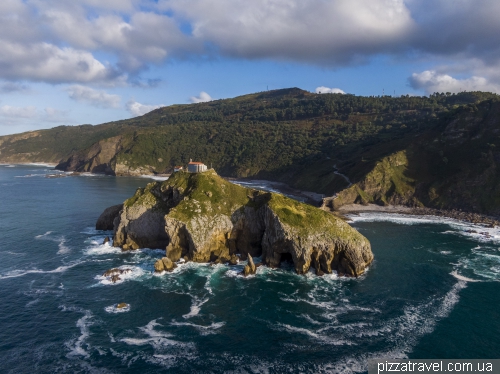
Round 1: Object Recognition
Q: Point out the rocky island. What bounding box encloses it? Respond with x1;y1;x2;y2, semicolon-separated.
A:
97;169;373;277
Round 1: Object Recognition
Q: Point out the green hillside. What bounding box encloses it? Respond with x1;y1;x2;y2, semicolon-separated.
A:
1;88;500;214
330;98;500;215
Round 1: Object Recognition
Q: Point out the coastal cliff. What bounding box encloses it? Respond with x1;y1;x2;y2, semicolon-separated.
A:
323;99;500;216
101;170;373;277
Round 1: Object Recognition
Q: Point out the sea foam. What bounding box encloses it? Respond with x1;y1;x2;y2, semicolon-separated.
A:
95;265;148;286
120;319;194;351
61;306;94;358
170;321;225;335
182;297;209;319
0;262;82;280
348;212;500;244
84;241;122;256
35;231;71;254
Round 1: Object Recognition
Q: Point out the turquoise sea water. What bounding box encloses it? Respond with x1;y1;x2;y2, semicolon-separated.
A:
0;164;499;373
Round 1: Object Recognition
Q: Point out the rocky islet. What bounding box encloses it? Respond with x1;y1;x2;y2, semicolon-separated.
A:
97;169;373;277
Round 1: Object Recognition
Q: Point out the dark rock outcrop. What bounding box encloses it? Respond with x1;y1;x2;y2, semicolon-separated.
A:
102;268;132;283
96;204;123;231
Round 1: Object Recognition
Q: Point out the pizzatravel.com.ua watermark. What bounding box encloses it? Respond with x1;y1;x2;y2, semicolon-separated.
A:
368;360;500;374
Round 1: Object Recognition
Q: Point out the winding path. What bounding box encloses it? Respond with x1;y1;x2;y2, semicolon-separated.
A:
333;164;353;188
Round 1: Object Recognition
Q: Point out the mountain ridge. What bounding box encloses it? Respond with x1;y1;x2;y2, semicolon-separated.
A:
2;88;500;215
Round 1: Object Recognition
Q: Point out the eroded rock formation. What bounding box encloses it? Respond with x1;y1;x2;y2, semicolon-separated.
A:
154;257;177;272
96;204;123;231
104;170;373;277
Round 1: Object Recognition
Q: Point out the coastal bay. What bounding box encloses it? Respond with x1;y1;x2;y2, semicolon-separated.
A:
0;164;499;373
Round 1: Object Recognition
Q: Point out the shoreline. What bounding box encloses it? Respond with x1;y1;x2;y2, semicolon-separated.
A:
0;162;57;167
338;203;500;227
6;163;498;227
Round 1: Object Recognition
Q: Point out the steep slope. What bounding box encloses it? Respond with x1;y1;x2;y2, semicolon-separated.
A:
107;170;373;277
0;123;132;164
326;99;500;215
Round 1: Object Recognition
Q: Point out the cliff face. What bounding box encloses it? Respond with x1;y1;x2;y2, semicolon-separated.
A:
107;170;373;277
56;136;122;175
326;150;419;210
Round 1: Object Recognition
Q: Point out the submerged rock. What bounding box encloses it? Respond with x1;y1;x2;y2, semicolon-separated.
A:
110;275;121;283
102;170;373;277
103;268;131;277
103;268;132;283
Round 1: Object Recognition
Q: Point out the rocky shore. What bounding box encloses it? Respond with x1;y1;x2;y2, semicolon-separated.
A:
409;207;500;227
337;203;500;227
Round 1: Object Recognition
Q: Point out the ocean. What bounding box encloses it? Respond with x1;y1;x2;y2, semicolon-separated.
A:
0;164;498;373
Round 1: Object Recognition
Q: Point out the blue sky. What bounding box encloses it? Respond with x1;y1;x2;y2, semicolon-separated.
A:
1;0;499;136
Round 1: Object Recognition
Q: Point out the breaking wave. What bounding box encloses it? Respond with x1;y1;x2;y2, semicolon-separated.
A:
348;212;500;244
140;175;169;181
95;265;148;286
84;240;122;256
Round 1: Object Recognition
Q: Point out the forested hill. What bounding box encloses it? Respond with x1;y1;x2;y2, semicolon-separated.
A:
1;88;500;214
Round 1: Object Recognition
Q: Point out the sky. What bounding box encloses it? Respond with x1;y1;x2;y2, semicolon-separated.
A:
1;0;500;136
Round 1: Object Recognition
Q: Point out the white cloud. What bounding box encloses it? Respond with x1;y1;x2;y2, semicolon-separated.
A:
43;8;199;73
190;91;212;103
409;70;500;94
0;103;76;135
0;40;122;84
162;0;414;65
77;0;139;12
126;100;163;116
0;104;67;125
66;85;121;108
1;0;500;87
0;105;37;118
43;107;69;123
315;86;345;94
